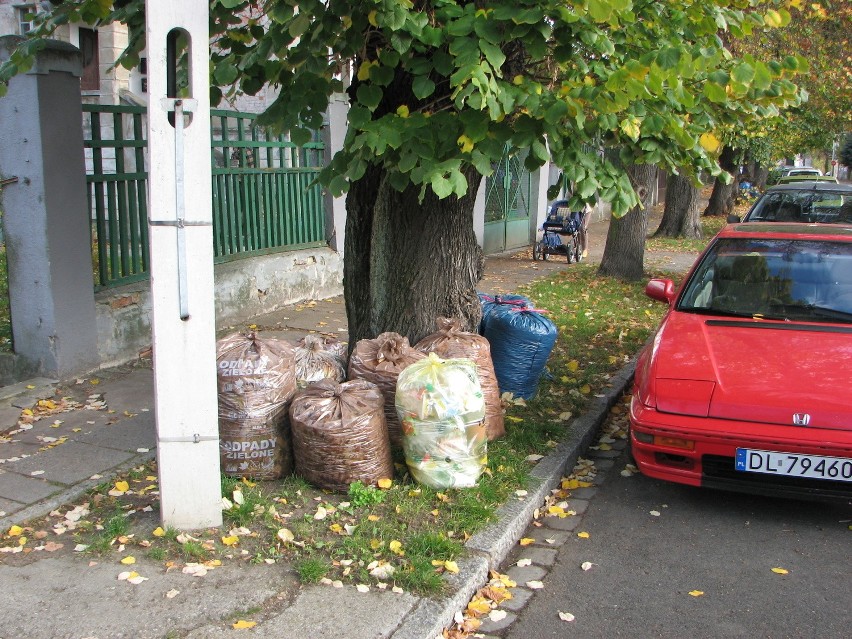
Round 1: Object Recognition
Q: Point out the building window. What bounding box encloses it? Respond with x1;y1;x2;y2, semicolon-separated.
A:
79;28;100;91
16;5;39;34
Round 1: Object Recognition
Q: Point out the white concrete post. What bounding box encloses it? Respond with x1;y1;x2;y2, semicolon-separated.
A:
322;93;350;255
146;1;222;529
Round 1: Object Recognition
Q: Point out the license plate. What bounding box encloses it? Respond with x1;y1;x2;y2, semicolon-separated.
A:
735;448;852;483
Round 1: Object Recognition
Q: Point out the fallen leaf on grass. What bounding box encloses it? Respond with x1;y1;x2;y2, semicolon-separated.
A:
152;527;165;537
221;536;239;546
377;478;393;489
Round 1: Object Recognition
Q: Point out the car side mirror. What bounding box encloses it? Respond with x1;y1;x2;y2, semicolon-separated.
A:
727;214;741;223
645;278;676;304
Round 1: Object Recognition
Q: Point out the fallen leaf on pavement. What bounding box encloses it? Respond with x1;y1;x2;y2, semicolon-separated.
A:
771;567;789;575
558;612;576;622
689;590;704;597
516;558;532;567
519;538;535;546
488;610;507;622
232;620;256;629
526;580;544;589
581;561;594;571
577;531;590;539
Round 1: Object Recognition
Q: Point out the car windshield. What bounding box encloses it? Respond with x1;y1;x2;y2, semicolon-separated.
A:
677;238;852;322
745;189;852;223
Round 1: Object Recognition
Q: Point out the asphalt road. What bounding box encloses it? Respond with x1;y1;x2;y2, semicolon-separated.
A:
504;447;852;639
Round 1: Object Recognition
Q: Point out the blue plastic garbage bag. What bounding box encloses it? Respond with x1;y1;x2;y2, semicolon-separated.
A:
481;300;557;400
478;293;533;335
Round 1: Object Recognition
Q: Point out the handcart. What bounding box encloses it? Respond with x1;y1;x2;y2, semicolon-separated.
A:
532;200;584;263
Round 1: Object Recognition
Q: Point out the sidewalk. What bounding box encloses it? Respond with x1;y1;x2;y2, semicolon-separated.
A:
0;215;695;639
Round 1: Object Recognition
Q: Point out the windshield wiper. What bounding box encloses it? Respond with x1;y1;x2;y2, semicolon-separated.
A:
682;306;758;318
768;302;852;323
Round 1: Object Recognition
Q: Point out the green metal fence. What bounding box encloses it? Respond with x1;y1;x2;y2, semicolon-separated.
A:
82;104;326;289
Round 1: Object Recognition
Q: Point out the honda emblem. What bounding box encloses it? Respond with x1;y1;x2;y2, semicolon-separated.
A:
792;413;811;426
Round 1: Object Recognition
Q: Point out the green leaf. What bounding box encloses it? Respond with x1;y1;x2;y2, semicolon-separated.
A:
356;85;383;110
412;76;436;100
218;0;246;8
288;12;311;39
703;82;727;103
731;62;754;86
432;175;452;198
213;63;239;86
479;40;505;71
290;127;312;146
656;48;681;70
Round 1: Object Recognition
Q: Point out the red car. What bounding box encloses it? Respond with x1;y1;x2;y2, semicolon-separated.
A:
630;223;852;502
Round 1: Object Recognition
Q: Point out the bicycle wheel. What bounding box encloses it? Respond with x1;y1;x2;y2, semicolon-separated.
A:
532;241;541;261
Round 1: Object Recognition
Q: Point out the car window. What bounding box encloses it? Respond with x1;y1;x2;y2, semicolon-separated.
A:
677;238;852;321
745;191;852;223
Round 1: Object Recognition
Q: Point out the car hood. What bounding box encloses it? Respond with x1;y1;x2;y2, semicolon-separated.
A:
652;312;852;431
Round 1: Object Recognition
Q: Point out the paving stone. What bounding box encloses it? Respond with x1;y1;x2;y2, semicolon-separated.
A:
0;468;61;502
514;546;559;567
2;440;135;485
526;528;571;547
0;495;25;515
540;513;583;531
72;414;156;452
587;448;621;459
506;563;547;585
609;439;628;450
0;405;22;430
476;609;517;633
499;586;534;612
569;486;599;500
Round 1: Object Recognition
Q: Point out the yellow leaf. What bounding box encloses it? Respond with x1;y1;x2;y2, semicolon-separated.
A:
689;590;704;597
241;477;256;487
367;9;378;26
356;59;375;82
519;537;535;546
329;523;343;534
26;384;35;389
120;556;136;565
547;506;566;516
370;538;383;550
18;536;27;546
444;560;459;574
577;531;590;539
396;105;410;118
467;598;492;616
567;360;579;372
430;509;440;517
597;443;612;451
457;134;474;154
771;567;789;575
389;540;404;556
7;525;23;537
377;478;393;489
232;620;257;629
764;9;783;27
431;559;445;567
221;535;239;546
513;74;524;85
114;481;129;493
90;378;100;385
562;479;580;490
699;132;721;154
580;385;591;395
367;515;381;522
506;416;523;423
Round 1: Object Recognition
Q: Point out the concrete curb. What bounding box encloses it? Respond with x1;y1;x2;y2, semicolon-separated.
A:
391;358;637;639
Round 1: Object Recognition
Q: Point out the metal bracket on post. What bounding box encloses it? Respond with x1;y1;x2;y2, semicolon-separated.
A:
158;97;206;321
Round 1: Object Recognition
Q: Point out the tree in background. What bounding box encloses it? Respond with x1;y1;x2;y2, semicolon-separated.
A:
1;1;803;341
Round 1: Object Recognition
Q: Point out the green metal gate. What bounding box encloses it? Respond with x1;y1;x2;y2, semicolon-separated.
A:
483;150;532;254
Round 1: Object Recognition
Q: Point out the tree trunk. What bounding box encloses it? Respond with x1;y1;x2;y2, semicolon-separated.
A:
344;166;485;347
703;145;738;217
753;165;769;191
598;164;656;281
653;171;701;238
